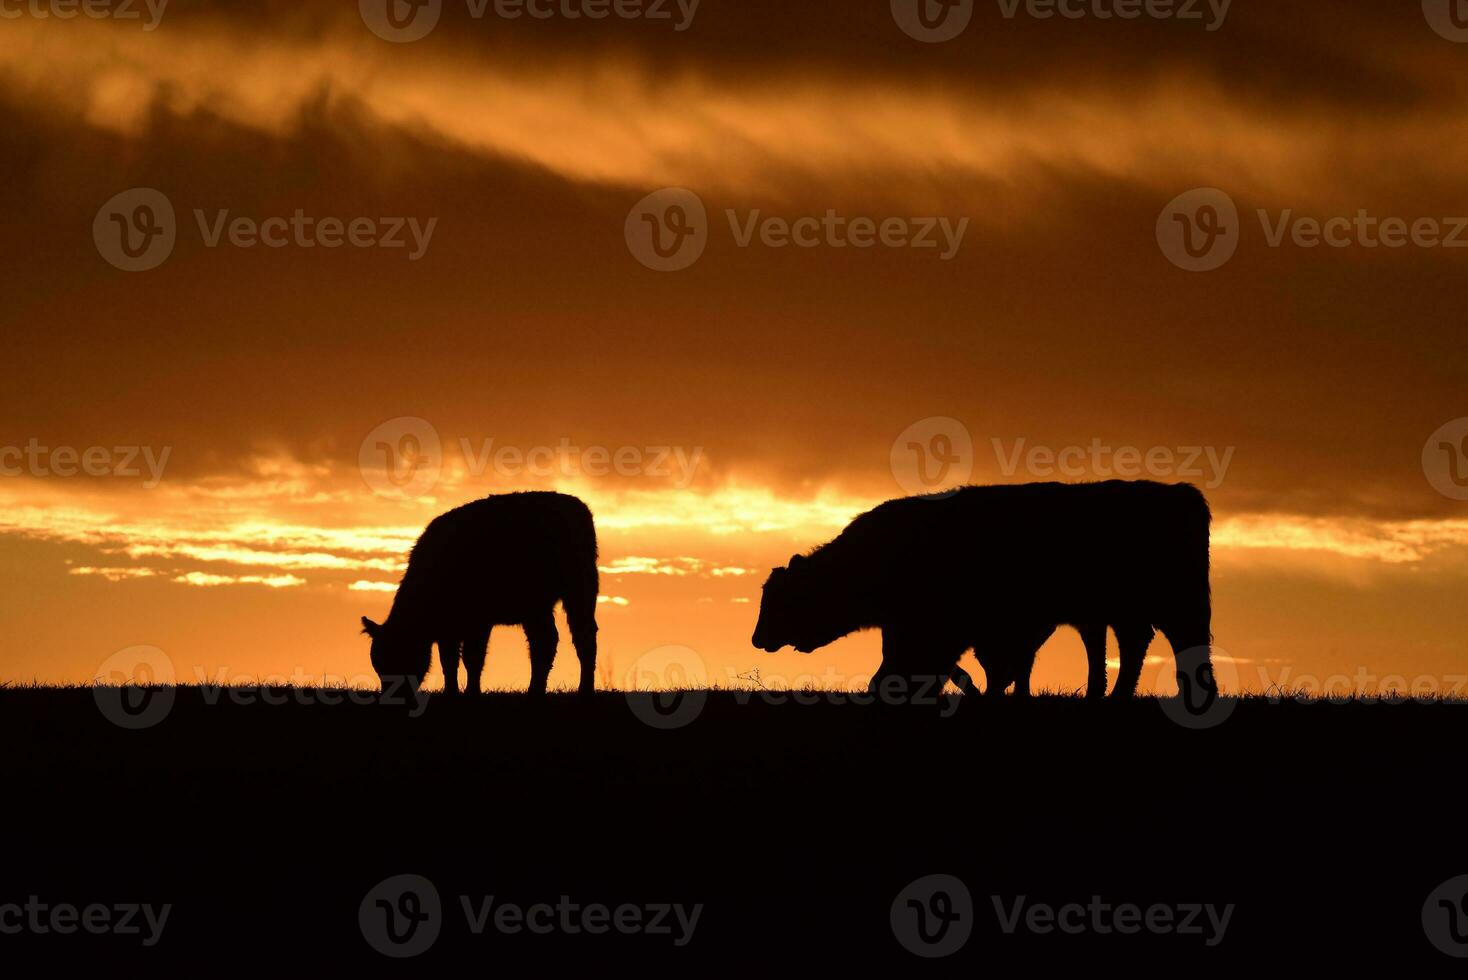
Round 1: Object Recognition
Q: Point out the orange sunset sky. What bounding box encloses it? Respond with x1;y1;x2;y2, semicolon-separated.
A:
2;1;1467;695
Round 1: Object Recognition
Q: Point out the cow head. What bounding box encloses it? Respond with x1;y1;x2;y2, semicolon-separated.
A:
360;616;431;691
751;554;844;654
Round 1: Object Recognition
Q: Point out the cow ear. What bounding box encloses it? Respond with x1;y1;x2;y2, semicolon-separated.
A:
360;616;381;638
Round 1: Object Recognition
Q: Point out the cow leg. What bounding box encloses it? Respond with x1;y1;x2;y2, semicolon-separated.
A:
1111;622;1154;699
463;628;489;696
1012;656;1033;697
566;597;599;698
972;630;1018;698
870;625;913;699
524;613;558;698
974;651;1010;699
1011;625;1052;698
1077;622;1109;700
1157;616;1216;710
437;637;462;696
970;639;1014;698
948;664;975;696
929;641;971;707
994;623;1053;699
872;625;965;707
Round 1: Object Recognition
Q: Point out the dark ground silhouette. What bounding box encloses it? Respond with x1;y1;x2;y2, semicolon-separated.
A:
4;685;1462;968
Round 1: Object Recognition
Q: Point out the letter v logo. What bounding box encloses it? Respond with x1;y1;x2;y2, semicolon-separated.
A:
1157;188;1239;272
94;188;176;272
1425;0;1468;42
626;188;709;272
360;0;441;42
1423;419;1468;500
892;0;974;42
1423;875;1468;957
359;875;442;958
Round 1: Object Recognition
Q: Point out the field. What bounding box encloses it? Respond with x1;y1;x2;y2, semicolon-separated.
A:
3;685;1464;968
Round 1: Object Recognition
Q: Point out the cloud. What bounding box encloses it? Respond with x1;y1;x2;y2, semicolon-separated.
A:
1215;516;1468;564
173;571;306;588
8;464;1468;608
67;565;160;581
4;9;1467;209
3;9;1465;525
347;579;397;592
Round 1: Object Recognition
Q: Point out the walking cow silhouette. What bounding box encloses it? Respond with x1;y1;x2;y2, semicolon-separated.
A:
361;491;600;697
751;481;1215;702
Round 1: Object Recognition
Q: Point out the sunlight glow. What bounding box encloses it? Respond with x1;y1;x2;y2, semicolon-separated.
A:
6;475;1468;598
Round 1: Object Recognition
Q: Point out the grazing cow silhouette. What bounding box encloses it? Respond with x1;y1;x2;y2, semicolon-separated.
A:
752;481;1213;702
360;491;600;697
